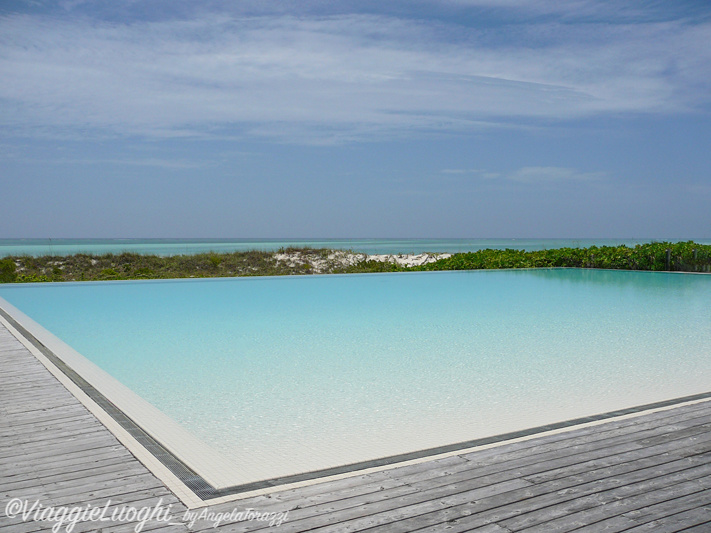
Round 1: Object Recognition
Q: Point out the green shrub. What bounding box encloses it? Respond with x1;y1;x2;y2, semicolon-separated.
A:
133;267;156;278
98;268;121;280
414;241;711;273
16;273;52;283
0;258;17;283
2;242;709;283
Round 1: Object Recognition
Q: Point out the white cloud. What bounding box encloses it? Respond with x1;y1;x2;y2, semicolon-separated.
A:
58;157;207;169
507;167;605;183
438;0;689;21
0;10;709;143
441;166;604;183
441;168;501;179
441;169;472;174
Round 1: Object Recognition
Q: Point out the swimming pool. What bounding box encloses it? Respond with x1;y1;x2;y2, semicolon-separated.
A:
1;269;709;497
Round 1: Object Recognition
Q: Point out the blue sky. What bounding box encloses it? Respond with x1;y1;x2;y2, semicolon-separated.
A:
1;0;710;238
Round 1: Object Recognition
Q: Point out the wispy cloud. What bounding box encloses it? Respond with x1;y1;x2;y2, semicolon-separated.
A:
57;157;208;169
441;168;501;179
439;0;708;21
1;6;709;143
442;166;605;183
507;167;605;183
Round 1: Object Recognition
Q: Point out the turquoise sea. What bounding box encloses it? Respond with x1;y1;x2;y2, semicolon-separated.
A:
2;238;709;257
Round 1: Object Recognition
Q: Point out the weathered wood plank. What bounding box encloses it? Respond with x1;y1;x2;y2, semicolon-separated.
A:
0;405;94;428
457;401;711;463
496;466;711;531
2;460;150;491
517;477;711;531
1;445;136;479
565;489;711;532
351;454;711;533
0;429;116;457
621;508;711;533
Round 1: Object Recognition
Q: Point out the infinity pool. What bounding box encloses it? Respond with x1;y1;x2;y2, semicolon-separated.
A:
1;269;709;492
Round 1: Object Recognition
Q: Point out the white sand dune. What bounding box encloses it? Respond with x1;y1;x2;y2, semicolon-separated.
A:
274;251;451;273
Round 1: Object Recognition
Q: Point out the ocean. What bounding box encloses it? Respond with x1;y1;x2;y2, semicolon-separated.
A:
2;238;708;257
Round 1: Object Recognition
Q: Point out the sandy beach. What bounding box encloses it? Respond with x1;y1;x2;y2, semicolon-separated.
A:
273;250;452;273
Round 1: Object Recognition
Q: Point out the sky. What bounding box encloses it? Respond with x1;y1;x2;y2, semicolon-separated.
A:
1;0;710;239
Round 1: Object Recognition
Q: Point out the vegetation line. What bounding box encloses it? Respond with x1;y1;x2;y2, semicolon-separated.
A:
0;242;710;283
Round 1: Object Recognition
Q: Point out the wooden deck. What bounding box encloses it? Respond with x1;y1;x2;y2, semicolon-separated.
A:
1;320;710;532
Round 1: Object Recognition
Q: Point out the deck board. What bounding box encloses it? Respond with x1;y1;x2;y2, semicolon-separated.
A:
1;320;710;532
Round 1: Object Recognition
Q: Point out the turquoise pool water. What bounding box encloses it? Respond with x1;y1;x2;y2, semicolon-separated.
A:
0;269;709;481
